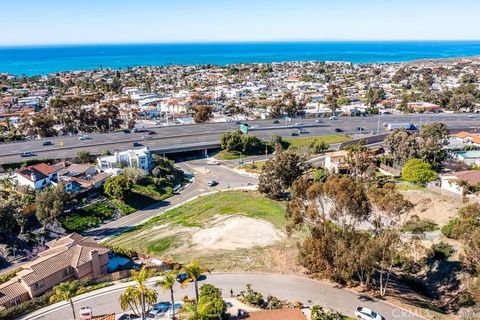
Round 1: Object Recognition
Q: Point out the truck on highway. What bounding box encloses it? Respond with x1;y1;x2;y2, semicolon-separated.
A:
386;123;416;131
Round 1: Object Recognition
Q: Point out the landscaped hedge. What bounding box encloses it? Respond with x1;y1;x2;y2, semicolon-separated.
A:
0;291;53;320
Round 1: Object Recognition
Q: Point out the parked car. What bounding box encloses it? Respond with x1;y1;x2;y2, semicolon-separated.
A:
176;272;192;283
20;151;34;158
272;119;280;124
79;134;89;140
42;140;53;146
133;142;143;147
208;180;218;187
147;302;170;319
334;128;344;132
354;307;385;320
330;116;339;120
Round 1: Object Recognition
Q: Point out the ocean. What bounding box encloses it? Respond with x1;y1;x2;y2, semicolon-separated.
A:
1;41;480;76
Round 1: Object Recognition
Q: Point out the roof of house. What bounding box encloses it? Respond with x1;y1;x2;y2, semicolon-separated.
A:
0;233;109;305
0;279;28;305
91;314;115;320
16;163;60;182
443;170;480;185
245;308;306;320
455;131;474;139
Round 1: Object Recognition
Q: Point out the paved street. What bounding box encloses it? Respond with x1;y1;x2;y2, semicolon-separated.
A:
22;273;426;320
87;158;258;239
1;113;479;164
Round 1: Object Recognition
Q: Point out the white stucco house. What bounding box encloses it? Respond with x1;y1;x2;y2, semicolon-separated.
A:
97;147;152;172
15;163;60;190
439;170;480;195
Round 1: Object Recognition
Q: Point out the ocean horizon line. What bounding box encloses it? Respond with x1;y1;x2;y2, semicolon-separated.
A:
2;39;480;49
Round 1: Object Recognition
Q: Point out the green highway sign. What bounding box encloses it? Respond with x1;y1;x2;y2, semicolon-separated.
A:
240;124;249;134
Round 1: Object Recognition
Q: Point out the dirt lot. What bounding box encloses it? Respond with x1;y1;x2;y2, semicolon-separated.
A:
401;188;464;227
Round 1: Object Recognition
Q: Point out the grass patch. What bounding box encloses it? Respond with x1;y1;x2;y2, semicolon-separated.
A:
146;236;177;255
214;150;247;160
283;134;350;149
396;181;425;191
107;190;287;258
61;201;116;232
238;160;267;174
111;184;174;215
139;190;286;230
0;268;21;285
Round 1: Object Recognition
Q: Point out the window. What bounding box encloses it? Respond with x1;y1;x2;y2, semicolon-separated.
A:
11;298;21;307
63;266;74;277
33;280;44;291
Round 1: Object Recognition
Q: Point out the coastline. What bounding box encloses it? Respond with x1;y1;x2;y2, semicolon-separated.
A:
1;41;480;76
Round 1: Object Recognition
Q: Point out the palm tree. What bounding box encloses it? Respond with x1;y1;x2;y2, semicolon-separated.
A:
181;260;210;308
183;300;213;320
156;270;179;319
50;281;79;320
119;267;157;320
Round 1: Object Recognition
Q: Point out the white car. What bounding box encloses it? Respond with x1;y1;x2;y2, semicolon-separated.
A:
355;307;385;320
207;159;220;165
79;135;89;140
207;180;218;187
329;116;338;120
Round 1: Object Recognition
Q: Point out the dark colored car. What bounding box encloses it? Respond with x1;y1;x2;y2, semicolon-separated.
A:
123;129;131;133
356;127;365;131
272;120;279;124
334;128;344;132
147;130;157;135
176;272;191;283
42;141;53;146
133;142;143;147
290;132;299;136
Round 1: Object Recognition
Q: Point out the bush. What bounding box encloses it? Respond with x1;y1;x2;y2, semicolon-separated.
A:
441;218;462;239
401;216;438;233
401;158;438;185
429;242;455;260
241;284;264;308
61;201;116;232
0;268;20;285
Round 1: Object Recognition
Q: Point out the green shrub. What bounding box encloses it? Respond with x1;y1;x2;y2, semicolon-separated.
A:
441;218;462;239
429;242;455;260
0;268;20;285
401;216;438;233
61;201;116;232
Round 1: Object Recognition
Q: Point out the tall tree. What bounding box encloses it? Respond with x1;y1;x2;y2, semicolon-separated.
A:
35;182;69;229
50;281;80;320
119;267;157;320
192;105;213;123
156;270;179;319
258;151;306;199
181;260;210;308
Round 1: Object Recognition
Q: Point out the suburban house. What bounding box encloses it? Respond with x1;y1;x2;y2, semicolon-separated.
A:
0;234;110;309
57;162;109;191
97;147;152;172
406;102;441;113
439;170;480;195
14;163;61;190
324;150;348;173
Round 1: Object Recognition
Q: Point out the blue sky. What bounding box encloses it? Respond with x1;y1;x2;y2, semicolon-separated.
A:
1;0;479;45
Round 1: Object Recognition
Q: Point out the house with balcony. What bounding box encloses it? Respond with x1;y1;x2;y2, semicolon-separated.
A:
97;147;152;173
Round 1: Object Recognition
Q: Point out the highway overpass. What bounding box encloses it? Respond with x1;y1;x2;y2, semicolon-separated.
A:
0;113;479;165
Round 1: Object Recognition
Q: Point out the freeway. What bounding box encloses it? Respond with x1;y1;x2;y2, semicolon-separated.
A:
22;273;426;320
1;113;479;164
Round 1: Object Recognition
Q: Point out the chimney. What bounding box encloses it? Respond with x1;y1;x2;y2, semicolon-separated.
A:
90;250;101;277
30;171;37;182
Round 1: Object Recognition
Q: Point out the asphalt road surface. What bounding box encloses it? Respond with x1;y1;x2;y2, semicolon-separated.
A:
86;158;258;239
22;273;426;320
1;113;479;164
